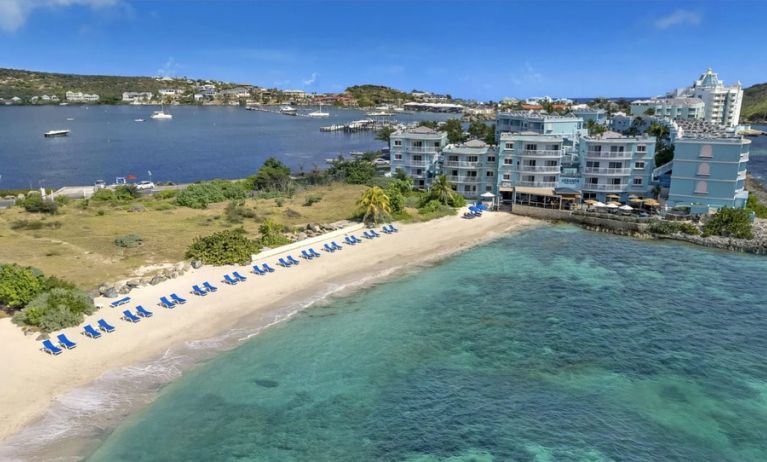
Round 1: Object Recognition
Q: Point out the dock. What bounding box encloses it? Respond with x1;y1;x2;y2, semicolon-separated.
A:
320;119;403;133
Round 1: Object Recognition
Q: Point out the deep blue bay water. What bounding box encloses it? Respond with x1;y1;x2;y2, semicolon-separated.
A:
0;106;452;189
85;227;767;461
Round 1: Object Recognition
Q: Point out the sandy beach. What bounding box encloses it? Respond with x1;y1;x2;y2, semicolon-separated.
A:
0;211;540;450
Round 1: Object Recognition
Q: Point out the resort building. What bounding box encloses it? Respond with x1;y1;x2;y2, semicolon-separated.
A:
65;91;99;103
495;111;584;140
390;126;448;189
497;133;567;190
629;97;705;120
122;92;153;103
578;132;656;202
667;68;743;127
667;121;750;211
572;108;608;125
441;140;497;199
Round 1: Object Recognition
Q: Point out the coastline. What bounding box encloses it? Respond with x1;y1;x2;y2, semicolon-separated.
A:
0;211;542;459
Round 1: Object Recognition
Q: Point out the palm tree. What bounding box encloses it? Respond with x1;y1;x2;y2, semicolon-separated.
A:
647;122;669;141
430;175;456;205
358;186;392;225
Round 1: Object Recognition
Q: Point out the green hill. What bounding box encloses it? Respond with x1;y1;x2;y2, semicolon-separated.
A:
345;84;414;107
741;82;767;122
0;68;247;104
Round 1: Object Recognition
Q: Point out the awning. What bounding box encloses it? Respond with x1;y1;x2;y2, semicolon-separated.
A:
480;192;495;198
513;187;556;196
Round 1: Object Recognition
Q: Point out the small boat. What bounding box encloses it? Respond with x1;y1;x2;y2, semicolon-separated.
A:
367;111;393;117
66;117;75;121
44;129;70;137
134;118;145;122
279;105;297;116
150;104;173;120
307;103;330;118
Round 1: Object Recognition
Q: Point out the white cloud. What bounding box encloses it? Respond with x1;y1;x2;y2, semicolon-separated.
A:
157;56;180;77
654;9;701;29
302;72;318;86
0;0;120;32
510;62;542;87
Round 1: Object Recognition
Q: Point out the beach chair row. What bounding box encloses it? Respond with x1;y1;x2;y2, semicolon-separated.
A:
41;318;116;355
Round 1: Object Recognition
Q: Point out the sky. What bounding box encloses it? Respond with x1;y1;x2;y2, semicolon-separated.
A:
0;0;765;101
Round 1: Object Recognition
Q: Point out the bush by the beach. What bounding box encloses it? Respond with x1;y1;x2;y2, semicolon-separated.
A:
326;157;376;184
0;264;45;309
114;234;144;248
17;193;58;214
114;185;140;200
186;228;260;265
176;180;248;209
245;157;293;193
258;219;291;247
224;201;258;223
13;288;96;332
153;189;178;200
747;195;767;219
649;221;701;236
703;208;753;239
91;188;116;201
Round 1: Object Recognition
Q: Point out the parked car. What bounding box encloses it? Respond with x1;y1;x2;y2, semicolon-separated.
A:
135;181;155;190
94;180;106;190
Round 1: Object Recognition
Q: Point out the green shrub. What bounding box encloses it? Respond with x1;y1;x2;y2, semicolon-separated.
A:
703;207;753;239
114;234;143;248
13;288;95;332
186;228;261;265
10;220;62;230
176;180;248;209
18;193;58;214
114;185;139;201
0;264;44;309
303;195;322;207
91;188;115;201
258;219;291;247
153;189;178;200
385;187;405;213
275;198;284;207
648;221;700;236
224;201;258;223
245;157;293;192
747;194;767;219
54;195;71;206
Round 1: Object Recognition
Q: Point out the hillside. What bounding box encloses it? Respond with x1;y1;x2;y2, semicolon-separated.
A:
741;82;767;122
345;84;414;107
0;68;247;104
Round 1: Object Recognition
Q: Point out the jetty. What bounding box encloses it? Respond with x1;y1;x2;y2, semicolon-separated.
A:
320;119;402;133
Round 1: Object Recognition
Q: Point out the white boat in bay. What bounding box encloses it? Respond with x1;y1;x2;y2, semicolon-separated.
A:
44;129;70;137
134;118;145;122
307;103;329;118
279;105;297;115
150;104;173;119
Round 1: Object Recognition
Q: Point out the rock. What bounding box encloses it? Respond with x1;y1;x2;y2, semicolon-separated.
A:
35;333;49;341
175;263;185;272
162;269;173;278
183;262;192;271
297;232;308;241
98;285;110;295
118;285;131;295
150;275;164;285
126;279;141;287
104;287;118;298
309;223;321;233
191;260;203;269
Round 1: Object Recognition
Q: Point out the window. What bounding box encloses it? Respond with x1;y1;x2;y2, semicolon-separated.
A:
549;145;560;151
545;160;558;167
412;141;423;148
448;156;458;162
466;171;478;177
525;144;537;151
634;161;645;169
487;156;496;162
543;176;556;183
587;177;599;184
504;158;513;165
467;156;478;162
486;186;493;192
610;178;622;185
503;173;511;180
527;159;537;167
505;143;513;149
586;161;600;168
486;171;494;177
451;170;458;176
524;175;535;182
633;177;643;185
393;140;401;146
608;162;622;169
697;163;710;176
413;155;422;161
695;180;708;194
464;185;472;192
610;145;625;153
415;169;422;175
699;145;713;158
394;154;402;160
593;145;602;152
433;142;440;147
637;145;646;152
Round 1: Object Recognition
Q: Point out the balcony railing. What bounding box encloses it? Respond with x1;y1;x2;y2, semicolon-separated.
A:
404;160;430;167
581;183;627;192
583;167;632;175
738;170;747;181
585;150;633;159
513;165;561;173
447;176;481;184
740;153;750;162
516;181;558;188
408;146;439;153
444;161;481;168
517;149;561;158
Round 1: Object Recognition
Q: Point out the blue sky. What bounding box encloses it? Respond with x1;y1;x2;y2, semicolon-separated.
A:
0;0;764;100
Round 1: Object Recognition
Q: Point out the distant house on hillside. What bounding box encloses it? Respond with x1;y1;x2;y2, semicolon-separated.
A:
122;92;153;103
66;91;99;103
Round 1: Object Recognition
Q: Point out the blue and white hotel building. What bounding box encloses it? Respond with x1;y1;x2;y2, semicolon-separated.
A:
495;111;584;140
441;139;497;199
390;126;448;190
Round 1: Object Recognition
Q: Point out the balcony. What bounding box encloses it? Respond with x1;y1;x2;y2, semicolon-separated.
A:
585;150;633;159
738;170;747;181
447;176;481;184
513;165;561;174
516;149;561;158
516;181;558;188
583;167;632;175
408;146;439;153
581;183;627;192
405;160;430;167
740;152;750;162
444;160;481;168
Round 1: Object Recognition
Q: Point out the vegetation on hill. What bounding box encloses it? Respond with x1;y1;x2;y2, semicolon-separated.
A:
345;84;413;107
703;208;753;239
741;82;767;122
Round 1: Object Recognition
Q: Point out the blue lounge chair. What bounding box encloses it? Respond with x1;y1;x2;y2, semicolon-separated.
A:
171;293;187;304
159;296;176;308
42;339;63;355
136;305;153;317
203;281;218;292
252;265;265;275
98;319;115;333
370;230;381;238
122;310;141;323
331;241;343;250
362;231;372;239
110;296;130;308
388;224;399;232
323;243;335;253
57;333;77;350
262;263;275;273
309;248;322;258
223;274;238;285
381;226;392;234
278;257;291;267
233;271;248;282
344;236;356;245
301;250;313;260
83;324;102;339
287;255;300;265
192;285;208;296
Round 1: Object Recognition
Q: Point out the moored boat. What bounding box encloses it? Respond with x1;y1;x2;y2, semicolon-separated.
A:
43;129;70;137
279;105;297;115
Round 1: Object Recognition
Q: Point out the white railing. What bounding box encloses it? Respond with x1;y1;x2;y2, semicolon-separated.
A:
581;183;627;192
448;176;481;184
405;160;429;167
738;170;747;181
585;150;633;159
513;165;561;173
517;150;561;158
444;161;481;168
516;181;557;188
583;167;632;175
740;153;750;162
408;146;439;153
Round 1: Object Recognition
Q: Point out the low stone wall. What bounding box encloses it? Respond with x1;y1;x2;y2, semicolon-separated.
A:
508;205;572;221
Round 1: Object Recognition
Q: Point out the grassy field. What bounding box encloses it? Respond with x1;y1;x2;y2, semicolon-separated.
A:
0;183;367;288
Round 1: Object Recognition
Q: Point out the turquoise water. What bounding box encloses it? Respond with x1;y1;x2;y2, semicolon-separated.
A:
87;227;767;461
